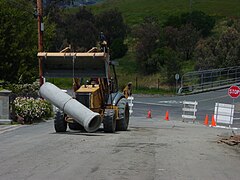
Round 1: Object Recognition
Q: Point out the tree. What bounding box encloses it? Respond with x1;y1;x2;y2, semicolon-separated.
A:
194;25;240;70
0;0;38;83
176;24;200;60
194;38;218;70
43;16;57;51
65;11;98;51
164;11;215;37
45;2;65;51
160;48;181;84
163;26;178;51
133;16;161;73
110;38;128;60
137;46;181;84
181;11;215;37
164;24;200;60
216;27;240;67
95;9;128;59
59;7;98;51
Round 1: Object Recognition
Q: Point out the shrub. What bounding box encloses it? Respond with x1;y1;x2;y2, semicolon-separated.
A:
164;11;215;37
110;38;128;59
5;80;40;97
13;97;52;124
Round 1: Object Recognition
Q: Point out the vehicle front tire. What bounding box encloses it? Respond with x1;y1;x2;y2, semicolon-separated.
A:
103;109;116;133
116;98;129;131
54;110;67;132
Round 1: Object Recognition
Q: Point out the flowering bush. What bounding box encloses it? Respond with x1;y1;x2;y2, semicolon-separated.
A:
13;97;52;123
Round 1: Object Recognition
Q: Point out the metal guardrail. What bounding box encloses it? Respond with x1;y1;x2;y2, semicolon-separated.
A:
178;66;240;94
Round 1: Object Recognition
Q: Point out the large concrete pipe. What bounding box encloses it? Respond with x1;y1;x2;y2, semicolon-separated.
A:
39;82;101;132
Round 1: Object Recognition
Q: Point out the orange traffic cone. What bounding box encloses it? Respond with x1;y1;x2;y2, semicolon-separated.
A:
211;115;216;127
204;114;209;126
165;111;169;121
147;110;152;118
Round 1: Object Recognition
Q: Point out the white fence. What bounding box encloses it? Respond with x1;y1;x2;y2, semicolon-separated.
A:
182;101;198;122
214;103;234;125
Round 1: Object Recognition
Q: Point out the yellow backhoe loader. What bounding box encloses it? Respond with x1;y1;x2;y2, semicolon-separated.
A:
38;45;129;133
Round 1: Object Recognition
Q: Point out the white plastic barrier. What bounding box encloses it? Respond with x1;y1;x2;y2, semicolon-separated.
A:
127;96;134;115
182;101;198;122
214;103;234;125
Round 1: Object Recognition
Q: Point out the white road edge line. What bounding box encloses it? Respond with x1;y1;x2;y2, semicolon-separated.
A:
134;101;172;107
0;126;21;134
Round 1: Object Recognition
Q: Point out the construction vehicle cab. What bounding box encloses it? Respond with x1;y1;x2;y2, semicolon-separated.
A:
38;46;129;133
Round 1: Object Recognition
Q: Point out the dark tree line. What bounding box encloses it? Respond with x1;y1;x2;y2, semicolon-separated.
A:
46;4;128;59
133;11;219;84
0;0;38;83
0;0;128;83
195;19;240;70
134;11;240;84
1;1;239;85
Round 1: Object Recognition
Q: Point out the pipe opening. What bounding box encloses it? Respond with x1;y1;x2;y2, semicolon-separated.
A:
86;115;101;132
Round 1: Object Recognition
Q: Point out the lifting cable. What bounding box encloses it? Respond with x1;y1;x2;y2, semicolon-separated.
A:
72;54;76;97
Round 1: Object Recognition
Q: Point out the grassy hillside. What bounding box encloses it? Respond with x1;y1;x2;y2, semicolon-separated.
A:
56;0;238;94
91;0;240;93
91;0;240;26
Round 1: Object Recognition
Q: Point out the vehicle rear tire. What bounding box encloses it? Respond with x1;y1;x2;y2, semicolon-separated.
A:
103;109;116;133
68;121;84;130
54;110;67;132
116;98;129;131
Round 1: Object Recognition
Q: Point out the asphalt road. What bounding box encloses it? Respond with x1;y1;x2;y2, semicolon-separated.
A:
0;88;240;180
133;88;240;127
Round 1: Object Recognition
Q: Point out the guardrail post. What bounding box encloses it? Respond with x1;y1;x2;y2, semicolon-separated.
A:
178;66;240;94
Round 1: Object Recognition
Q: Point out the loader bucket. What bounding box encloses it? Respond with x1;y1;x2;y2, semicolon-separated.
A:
37;52;109;78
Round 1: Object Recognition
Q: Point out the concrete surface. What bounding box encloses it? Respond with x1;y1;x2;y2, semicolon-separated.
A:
0;117;239;180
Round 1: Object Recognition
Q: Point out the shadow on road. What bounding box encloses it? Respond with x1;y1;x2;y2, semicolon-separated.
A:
49;128;123;136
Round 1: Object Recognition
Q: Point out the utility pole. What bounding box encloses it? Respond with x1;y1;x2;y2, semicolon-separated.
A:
37;0;44;86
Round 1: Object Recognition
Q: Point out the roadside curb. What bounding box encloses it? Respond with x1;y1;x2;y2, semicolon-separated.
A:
0;119;12;125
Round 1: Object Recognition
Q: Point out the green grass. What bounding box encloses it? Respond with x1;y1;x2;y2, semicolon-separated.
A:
116;51;137;75
181;60;195;74
47;78;73;89
91;0;240;26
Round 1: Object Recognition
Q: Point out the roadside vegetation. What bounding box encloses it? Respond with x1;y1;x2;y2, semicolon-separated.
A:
4;80;52;124
1;0;240;94
1;0;240;123
91;0;240;26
